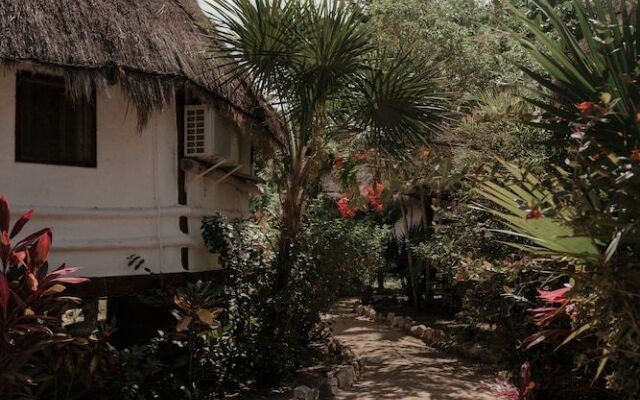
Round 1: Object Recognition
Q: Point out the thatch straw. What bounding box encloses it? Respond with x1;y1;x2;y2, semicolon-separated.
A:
0;0;282;141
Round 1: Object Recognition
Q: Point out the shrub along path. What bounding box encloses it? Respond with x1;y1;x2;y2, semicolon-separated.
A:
329;299;498;400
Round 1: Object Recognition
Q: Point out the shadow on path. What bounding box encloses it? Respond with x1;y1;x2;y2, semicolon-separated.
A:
328;299;498;400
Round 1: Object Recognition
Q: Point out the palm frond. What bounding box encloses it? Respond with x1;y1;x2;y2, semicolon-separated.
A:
471;159;600;260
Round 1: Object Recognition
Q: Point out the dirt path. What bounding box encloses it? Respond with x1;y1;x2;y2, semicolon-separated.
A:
328;299;499;400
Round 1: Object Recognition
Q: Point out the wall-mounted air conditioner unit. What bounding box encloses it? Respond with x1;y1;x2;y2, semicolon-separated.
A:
184;105;240;165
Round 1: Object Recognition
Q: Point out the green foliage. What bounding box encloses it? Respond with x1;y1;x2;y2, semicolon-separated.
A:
369;0;549;167
369;0;528;94
208;0;448;152
511;0;639;152
473;159;600;259
474;1;640;397
101;281;227;400
303;197;389;297
200;210;388;386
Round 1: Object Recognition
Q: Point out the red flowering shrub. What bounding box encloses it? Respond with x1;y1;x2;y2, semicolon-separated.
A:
364;182;385;212
336;196;356;218
0;196;89;395
522;286;575;349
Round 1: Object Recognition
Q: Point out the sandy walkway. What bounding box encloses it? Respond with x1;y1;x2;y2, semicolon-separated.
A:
328;299;499;400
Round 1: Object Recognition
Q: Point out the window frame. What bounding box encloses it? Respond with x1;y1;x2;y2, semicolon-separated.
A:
15;71;98;168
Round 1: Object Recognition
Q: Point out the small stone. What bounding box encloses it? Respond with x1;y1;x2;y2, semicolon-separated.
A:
327;377;339;395
367;309;377;319
293;385;319;400
422;327;435;343
386;312;395;323
351;360;360;375
336;366;356;388
392;316;404;328
410;324;428;338
403;318;413;332
356;305;364;314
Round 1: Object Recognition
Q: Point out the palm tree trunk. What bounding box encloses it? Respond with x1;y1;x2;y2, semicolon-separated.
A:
274;149;306;291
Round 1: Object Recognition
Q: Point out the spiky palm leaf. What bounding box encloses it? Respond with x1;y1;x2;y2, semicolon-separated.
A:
509;0;640;151
206;0;447;153
472;159;600;260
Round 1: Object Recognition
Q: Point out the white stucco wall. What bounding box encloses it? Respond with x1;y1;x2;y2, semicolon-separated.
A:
393;198;424;237
0;66;251;277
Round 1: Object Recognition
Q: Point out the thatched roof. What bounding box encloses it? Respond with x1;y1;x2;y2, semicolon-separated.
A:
0;0;281;141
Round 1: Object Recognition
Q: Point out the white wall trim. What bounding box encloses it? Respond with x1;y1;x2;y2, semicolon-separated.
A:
52;235;207;252
10;205;215;219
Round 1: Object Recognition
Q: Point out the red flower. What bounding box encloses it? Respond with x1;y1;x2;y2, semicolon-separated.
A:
576;101;595;115
537;287;570;303
525;207;543;220
337;197;356;218
631;148;640;162
355;150;371;161
365;183;385;212
334;156;344;169
529;287;572;327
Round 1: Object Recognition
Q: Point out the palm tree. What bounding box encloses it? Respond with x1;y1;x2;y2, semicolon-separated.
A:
207;0;448;290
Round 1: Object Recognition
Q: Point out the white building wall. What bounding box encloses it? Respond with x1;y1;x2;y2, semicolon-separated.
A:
0;66;251;277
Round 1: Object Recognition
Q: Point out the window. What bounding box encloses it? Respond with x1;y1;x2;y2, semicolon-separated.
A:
15;72;96;167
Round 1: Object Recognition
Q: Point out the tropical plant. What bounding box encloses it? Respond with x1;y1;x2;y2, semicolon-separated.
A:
0;196;90;397
206;0;448;291
470;1;640;397
509;0;639;154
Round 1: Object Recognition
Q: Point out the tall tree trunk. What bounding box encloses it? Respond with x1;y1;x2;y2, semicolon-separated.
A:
400;196;419;308
274;149;306;291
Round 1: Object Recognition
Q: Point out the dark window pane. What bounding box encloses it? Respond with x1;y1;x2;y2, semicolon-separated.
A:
15;72;96;167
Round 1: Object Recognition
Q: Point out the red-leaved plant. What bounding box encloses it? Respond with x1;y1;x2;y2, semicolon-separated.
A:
0;195;89;391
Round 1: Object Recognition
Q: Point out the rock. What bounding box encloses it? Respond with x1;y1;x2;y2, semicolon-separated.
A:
355;304;365;314
403;318;413;332
422;327;435;343
293;385;319;400
325;376;339;395
386;312;395;323
392;316;404;328
367;309;377;319
328;337;338;352
342;347;355;360
410;324;428;338
336;366;356;388
351;360;361;375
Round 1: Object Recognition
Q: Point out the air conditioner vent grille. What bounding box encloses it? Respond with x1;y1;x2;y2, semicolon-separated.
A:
185;107;207;156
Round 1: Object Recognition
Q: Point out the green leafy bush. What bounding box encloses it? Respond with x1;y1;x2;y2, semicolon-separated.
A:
474;2;640;397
